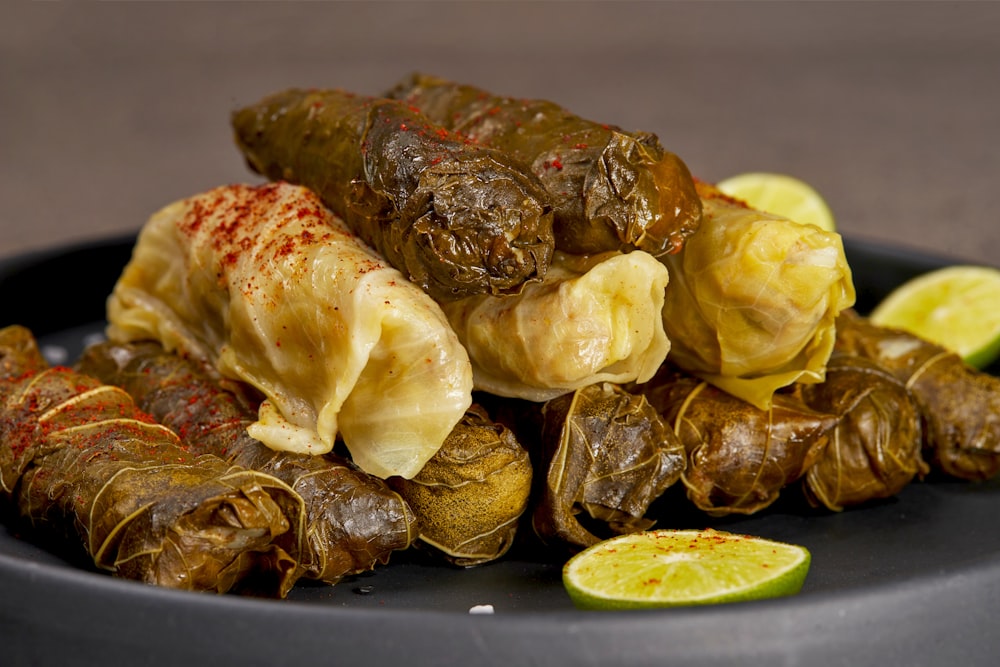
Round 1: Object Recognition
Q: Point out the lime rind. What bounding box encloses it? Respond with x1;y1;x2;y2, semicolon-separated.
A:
716;172;837;233
870;265;1000;369
562;529;811;611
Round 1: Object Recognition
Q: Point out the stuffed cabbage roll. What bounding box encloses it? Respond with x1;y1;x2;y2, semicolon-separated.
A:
232;88;554;301
77;339;419;583
386;73;702;256
441;250;670;401
0;326;303;596
660;182;856;409
106;182;474;479
388;404;532;566
637;365;835;516
796;353;927;511
835;310;1000;480
530;382;686;550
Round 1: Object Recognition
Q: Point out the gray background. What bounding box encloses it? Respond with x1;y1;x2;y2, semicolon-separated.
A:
3;1;998;267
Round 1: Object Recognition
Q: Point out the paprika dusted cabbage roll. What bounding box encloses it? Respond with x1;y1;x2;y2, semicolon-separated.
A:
232;88;554;301
78;340;419;584
106;182;474;479
795;353;927;511
441;250;670;401
660;183;856;409
0;326;303;596
835;310;1000;481
388;405;532;566
637;365;835;516
386;73;702;256
530;383;686;550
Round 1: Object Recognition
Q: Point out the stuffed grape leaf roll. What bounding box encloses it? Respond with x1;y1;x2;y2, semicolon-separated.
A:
835;310;1000;481
637;365;835;516
386;73;702;257
106;182;474;479
0;326;304;596
529;382;686;550
388;405;532;566
659;182;856;410
77;339;419;584
441;250;670;401
232;88;554;301
795;353;927;511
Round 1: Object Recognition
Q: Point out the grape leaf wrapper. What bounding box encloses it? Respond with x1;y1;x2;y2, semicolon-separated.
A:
388;404;532;567
386;72;702;256
531;382;686;550
835;310;1000;481
232;87;554;301
77;339;419;584
637;365;835;516
0;326;303;596
795;353;928;511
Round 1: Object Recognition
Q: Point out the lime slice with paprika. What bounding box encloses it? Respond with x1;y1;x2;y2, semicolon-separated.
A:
562;528;811;610
870;264;1000;369
716;172;836;232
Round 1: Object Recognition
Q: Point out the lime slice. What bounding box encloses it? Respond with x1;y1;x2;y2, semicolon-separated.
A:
716;172;837;232
562;528;810;610
869;265;1000;369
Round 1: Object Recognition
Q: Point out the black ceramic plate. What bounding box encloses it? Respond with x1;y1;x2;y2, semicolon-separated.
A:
2;235;1000;667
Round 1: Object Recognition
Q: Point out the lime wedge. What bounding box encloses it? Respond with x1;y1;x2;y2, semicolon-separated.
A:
562;528;810;610
716;172;836;232
870;265;1000;369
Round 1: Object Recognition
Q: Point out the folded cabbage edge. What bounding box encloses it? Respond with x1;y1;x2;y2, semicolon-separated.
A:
0;325;304;596
77;339;420;584
442;250;670;401
659;182;856;410
106;182;474;479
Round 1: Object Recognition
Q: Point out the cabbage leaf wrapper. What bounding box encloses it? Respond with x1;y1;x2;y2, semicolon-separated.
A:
835;310;1000;481
107;183;474;479
795;353;927;511
388;404;532;567
637;365;835;516
529;383;686;550
386;73;702;257
0;326;304;596
232;88;554;301
441;250;670;402
77;340;419;584
660;183;856;410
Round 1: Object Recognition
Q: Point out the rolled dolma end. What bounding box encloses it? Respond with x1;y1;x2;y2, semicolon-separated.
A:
796;353;928;511
530;383;687;551
388;404;532;567
441;250;671;402
835;310;1000;481
106;182;474;480
231;88;555;301
77;339;420;584
659;181;856;410
637;365;835;517
385;72;703;257
0;333;304;596
0;324;48;380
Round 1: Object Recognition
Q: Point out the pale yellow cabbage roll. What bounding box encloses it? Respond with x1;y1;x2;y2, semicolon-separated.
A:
107;182;473;479
441;250;670;401
659;184;856;409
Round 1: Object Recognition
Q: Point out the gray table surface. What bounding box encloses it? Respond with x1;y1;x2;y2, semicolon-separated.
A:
2;1;999;267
